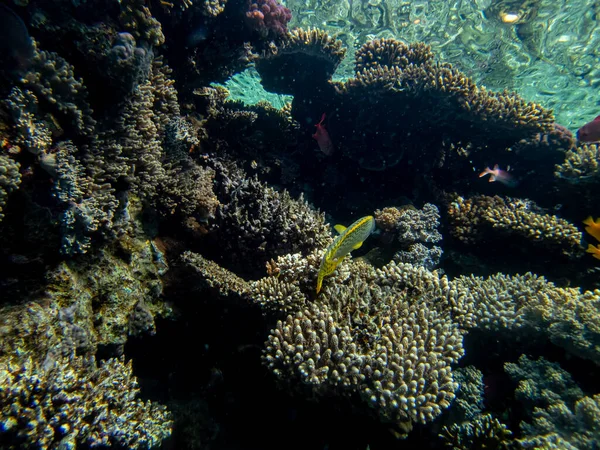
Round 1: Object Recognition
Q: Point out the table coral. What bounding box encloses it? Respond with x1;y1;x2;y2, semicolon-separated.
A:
447;195;583;258
255;28;346;95
328;38;554;171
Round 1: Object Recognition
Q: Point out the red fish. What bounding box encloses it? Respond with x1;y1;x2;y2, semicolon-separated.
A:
312;113;334;155
577;115;600;143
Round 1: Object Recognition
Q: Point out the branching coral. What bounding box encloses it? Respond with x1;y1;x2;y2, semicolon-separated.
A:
374;204;443;269
262;259;463;432
210;174;330;277
0;355;172;449
447;195;583;258
506;355;600;449
0;153;21;222
555;143;600;182
451;272;600;365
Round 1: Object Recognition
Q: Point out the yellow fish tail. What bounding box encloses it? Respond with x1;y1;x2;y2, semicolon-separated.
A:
316;274;324;293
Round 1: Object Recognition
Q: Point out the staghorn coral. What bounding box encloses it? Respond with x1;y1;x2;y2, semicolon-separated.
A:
262;258;463;432
0;153;21;222
506;355;600;449
447;195;583;258
0;354;171;449
255;28;346;95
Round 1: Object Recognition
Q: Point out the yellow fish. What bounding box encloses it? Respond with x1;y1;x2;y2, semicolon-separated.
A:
316;215;376;293
586;244;600;260
583;216;600;243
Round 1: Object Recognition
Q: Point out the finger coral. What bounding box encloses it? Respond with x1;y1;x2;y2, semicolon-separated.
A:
262;259;463;432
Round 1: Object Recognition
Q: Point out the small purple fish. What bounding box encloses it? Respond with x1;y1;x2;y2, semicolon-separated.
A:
577;115;600;143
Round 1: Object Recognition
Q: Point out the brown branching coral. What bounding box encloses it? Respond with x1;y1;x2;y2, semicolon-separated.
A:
355;39;434;73
447;195;583;258
555;143;600;182
439;413;512;450
255;28;346;95
119;0;165;47
0;355;172;449
210;174;330;277
451;272;600;365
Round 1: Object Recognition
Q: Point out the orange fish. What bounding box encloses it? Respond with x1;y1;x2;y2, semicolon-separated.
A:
584;216;600;242
586;244;600;260
312;113;334;156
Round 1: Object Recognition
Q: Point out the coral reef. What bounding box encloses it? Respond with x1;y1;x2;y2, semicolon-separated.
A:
255;28;346;95
447;195;583;259
0;354;171;449
1;0;599;445
246;0;292;38
374;204;443;270
506;355;600;449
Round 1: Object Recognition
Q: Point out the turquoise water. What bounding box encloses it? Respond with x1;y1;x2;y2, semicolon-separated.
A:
0;0;599;449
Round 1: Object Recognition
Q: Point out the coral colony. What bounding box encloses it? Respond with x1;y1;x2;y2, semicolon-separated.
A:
0;0;600;449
